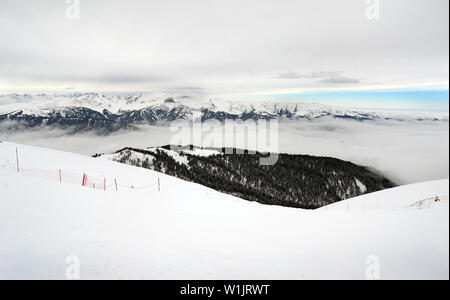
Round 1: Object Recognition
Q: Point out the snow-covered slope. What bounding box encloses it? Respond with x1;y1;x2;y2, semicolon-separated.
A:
321;179;449;211
0;141;448;279
101;146;223;168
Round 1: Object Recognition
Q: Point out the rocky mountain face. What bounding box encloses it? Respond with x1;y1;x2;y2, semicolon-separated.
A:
102;145;396;209
0;107;135;134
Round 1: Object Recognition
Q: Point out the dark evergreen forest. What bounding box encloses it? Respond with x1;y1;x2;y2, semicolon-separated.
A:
108;145;395;209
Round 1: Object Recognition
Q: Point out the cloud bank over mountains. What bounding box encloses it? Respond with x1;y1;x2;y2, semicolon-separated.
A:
0;0;448;95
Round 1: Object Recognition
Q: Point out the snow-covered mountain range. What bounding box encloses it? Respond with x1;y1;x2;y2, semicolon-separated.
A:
0;93;448;133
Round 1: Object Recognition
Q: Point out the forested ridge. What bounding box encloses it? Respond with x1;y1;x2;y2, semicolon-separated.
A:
108;145;395;209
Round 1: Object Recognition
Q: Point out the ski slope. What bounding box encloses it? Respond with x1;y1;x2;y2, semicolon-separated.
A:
0;141;448;280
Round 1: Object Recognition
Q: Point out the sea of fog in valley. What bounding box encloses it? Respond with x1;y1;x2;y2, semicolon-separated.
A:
1;118;448;186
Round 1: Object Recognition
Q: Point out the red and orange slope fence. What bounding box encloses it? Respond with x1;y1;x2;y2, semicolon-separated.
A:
0;148;160;192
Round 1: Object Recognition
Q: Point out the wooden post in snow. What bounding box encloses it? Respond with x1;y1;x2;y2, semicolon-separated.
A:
114;178;118;191
158;178;160;192
59;169;62;183
15;148;19;173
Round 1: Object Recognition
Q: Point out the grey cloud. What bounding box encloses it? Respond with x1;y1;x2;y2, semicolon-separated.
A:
2;71;166;86
0;0;447;93
98;75;162;84
167;87;205;91
276;71;360;84
275;70;302;79
318;73;360;84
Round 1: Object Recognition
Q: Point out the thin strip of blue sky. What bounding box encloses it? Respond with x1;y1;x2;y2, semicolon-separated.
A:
246;90;449;111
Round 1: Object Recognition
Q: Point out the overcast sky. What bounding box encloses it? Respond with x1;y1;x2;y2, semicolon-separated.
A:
0;0;448;107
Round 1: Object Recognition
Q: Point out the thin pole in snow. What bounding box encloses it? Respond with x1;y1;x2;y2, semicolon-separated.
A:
158;178;160;192
15;148;19;173
114;178;118;191
59;169;62;183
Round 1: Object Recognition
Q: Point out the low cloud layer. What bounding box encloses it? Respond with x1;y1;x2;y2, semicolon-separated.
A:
1;119;448;185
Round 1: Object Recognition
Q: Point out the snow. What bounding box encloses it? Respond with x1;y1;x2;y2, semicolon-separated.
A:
321;179;449;211
101;147;195;168
181;148;223;157
354;178;367;194
0;141;448;280
102;150;156;166
146;147;190;166
0;93;448;121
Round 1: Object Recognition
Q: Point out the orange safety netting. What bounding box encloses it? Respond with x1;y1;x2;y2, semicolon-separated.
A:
1;163;159;192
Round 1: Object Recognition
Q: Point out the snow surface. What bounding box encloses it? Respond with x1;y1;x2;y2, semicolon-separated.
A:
181;148;223;157
104;147;222;167
146;147;190;167
354;178;367;194
0;141;448;280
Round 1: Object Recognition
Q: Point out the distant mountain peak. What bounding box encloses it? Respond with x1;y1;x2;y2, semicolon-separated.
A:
0;93;448;133
164;97;176;104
